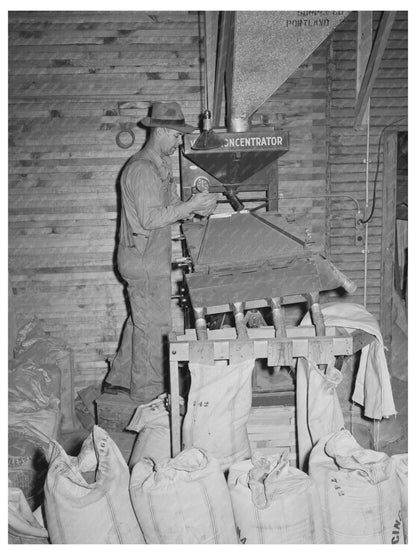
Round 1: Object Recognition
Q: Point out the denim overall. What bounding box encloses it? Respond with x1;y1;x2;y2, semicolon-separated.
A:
106;153;174;403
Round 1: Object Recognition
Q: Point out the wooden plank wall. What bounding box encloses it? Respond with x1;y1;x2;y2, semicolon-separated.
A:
325;11;408;320
8;11;203;391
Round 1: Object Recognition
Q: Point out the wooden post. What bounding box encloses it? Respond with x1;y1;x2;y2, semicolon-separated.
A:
380;131;398;366
169;359;181;458
354;12;396;128
356;11;373;128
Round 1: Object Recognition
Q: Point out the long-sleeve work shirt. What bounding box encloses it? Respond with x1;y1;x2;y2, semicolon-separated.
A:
118;145;192;278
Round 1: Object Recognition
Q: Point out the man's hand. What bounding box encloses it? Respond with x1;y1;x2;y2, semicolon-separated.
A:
187;192;219;217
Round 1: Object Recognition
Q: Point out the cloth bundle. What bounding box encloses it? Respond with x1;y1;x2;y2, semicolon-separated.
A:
300;302;396;420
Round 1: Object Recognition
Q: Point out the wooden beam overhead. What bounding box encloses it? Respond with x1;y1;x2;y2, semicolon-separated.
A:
356;11;373;127
354;11;396;129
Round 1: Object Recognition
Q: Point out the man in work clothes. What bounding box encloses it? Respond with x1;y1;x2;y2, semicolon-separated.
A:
104;102;218;403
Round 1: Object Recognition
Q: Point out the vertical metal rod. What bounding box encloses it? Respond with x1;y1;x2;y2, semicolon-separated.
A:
202;12;209;112
363;99;371;308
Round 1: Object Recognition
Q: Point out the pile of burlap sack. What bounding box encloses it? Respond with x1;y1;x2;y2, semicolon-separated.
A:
8;316;78;523
9;357;408;544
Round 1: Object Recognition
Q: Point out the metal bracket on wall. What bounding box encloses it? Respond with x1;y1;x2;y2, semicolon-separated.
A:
355;210;365;246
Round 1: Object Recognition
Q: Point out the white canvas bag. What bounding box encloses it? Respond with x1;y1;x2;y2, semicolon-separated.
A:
44;426;145;544
130;447;238;544
296;357;344;471
127;393;184;467
309;429;404;544
228;451;325;544
392;454;408;543
8;487;49;544
182;358;255;470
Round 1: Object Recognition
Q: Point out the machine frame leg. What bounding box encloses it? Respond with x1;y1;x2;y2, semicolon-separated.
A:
169;360;181;457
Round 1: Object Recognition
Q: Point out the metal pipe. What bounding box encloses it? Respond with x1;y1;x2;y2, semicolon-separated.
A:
363;100;371;308
229;116;251;133
278;193;362;216
326;259;357;295
270;297;287;338
232;302;248;339
193;307;208;341
309;292;326;337
223;187;245;211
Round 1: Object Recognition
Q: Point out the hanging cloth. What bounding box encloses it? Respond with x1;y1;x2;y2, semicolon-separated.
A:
300;302;396;420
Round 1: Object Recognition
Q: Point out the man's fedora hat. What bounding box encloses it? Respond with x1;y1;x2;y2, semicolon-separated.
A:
140;102;196;134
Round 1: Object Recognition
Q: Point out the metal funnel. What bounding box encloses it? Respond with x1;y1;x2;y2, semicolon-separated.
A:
192;110;226;150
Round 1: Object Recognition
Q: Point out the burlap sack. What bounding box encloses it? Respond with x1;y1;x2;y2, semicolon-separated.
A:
228;451;325;544
130;447;238;544
44;426;144;544
309;429;404;544
182;358;255;470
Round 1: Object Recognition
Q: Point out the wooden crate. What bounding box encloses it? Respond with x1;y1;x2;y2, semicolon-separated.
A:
107;430;137;464
95;392;139;433
247;405;297;466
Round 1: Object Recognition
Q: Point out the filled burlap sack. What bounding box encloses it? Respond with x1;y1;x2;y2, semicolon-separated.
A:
309;429;404;544
8;487;49;544
127;393;183;467
392;453;408;543
182;358;255;470
44;426;145;544
130;447;238;544
228;451;325;544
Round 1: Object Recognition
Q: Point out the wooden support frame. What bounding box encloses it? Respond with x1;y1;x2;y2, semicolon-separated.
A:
354;11;396;129
380;130;398;366
168;326;374;457
356;11;373;127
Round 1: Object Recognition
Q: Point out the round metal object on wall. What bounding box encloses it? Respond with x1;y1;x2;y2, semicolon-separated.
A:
116;128;135;149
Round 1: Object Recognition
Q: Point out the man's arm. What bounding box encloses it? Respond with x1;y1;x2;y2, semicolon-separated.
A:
132;161;192;229
132;161;218;230
169;175;184;208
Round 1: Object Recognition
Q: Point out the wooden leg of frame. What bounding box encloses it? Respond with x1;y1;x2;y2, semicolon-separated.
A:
169;360;181;458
